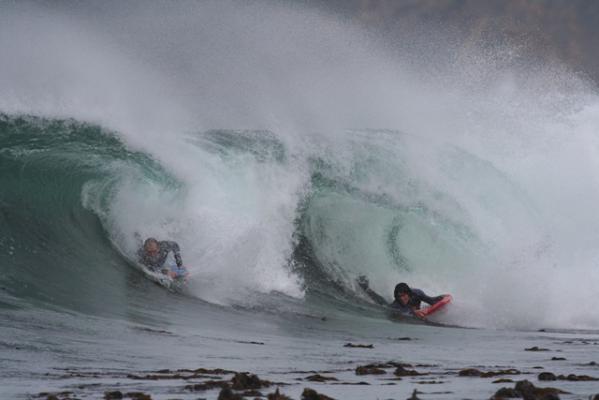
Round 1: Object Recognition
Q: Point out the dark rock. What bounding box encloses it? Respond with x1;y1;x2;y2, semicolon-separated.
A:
487;369;521;377
540;394;560;400
491;379;568;399
516;380;567;399
589;361;598;366
301;388;336;400
392;362;413;368
193;368;235;375
218;387;242;400
558;374;598;381
231;372;271;390
459;368;520;378
305;374;338;382
357;361;407;369
104;392;123;400
491;387;520;398
538;372;557;381
550;357;566;361
267;388;292;400
515;379;538;398
493;378;514;384
589;395;599;400
343;343;373;349
525;346;550;352
407;389;422;400
459;368;483;376
235;340;265;345
395;337;414;341
38;392;74;400
242;389;263;397
127;373;184;380
355;365;386;375
125;393;152;400
394;366;425;377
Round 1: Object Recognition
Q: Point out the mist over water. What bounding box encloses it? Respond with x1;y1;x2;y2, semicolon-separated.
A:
1;1;599;330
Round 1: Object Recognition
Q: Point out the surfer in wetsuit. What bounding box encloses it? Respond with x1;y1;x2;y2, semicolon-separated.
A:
137;237;185;278
357;276;444;318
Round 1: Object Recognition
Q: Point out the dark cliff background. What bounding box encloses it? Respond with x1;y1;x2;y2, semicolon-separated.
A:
307;0;599;85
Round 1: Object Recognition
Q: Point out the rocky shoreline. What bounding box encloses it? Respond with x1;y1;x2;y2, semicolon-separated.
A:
33;339;599;400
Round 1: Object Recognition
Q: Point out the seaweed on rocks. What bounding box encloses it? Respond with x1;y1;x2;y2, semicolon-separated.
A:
525;347;550;352
231;372;272;390
267;388;292;400
492;378;514;384
242;389;264;397
355;365;386;375
538;372;557;381
490;379;568;400
491;387;520;398
558;374;598;381
37;392;74;399
217;387;242;400
538;372;598;382
343;343;373;349
305;374;338;382
301;388;336;400
235;340;265;345
125;393;152;400
394;366;426;377
459;368;521;378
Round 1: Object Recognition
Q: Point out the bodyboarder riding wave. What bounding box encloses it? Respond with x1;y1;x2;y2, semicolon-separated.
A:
357;276;445;319
137;237;188;279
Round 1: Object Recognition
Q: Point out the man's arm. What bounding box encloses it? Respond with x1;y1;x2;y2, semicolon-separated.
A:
357;276;389;306
414;289;444;306
163;241;183;267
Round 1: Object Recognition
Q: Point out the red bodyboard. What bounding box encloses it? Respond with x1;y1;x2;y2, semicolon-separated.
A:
419;294;452;317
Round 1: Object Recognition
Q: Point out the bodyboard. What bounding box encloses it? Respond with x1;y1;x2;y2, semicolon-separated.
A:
418;294;452;317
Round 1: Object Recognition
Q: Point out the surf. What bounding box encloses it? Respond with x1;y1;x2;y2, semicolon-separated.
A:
1;1;599;331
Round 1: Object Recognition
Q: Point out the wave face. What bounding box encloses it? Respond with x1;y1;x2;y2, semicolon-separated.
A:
1;1;599;330
0;116;305;313
3;115;599;331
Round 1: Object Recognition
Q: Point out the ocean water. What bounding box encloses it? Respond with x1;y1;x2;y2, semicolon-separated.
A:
1;2;599;399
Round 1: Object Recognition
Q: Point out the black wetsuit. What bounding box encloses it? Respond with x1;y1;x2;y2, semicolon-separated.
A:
137;241;183;272
389;288;444;316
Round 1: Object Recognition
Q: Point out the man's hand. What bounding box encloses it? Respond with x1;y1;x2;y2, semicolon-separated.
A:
414;309;426;319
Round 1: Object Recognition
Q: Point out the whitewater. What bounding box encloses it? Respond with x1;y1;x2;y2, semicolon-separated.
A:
1;1;599;399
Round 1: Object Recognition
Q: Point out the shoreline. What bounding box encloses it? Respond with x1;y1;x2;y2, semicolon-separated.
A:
28;334;599;400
